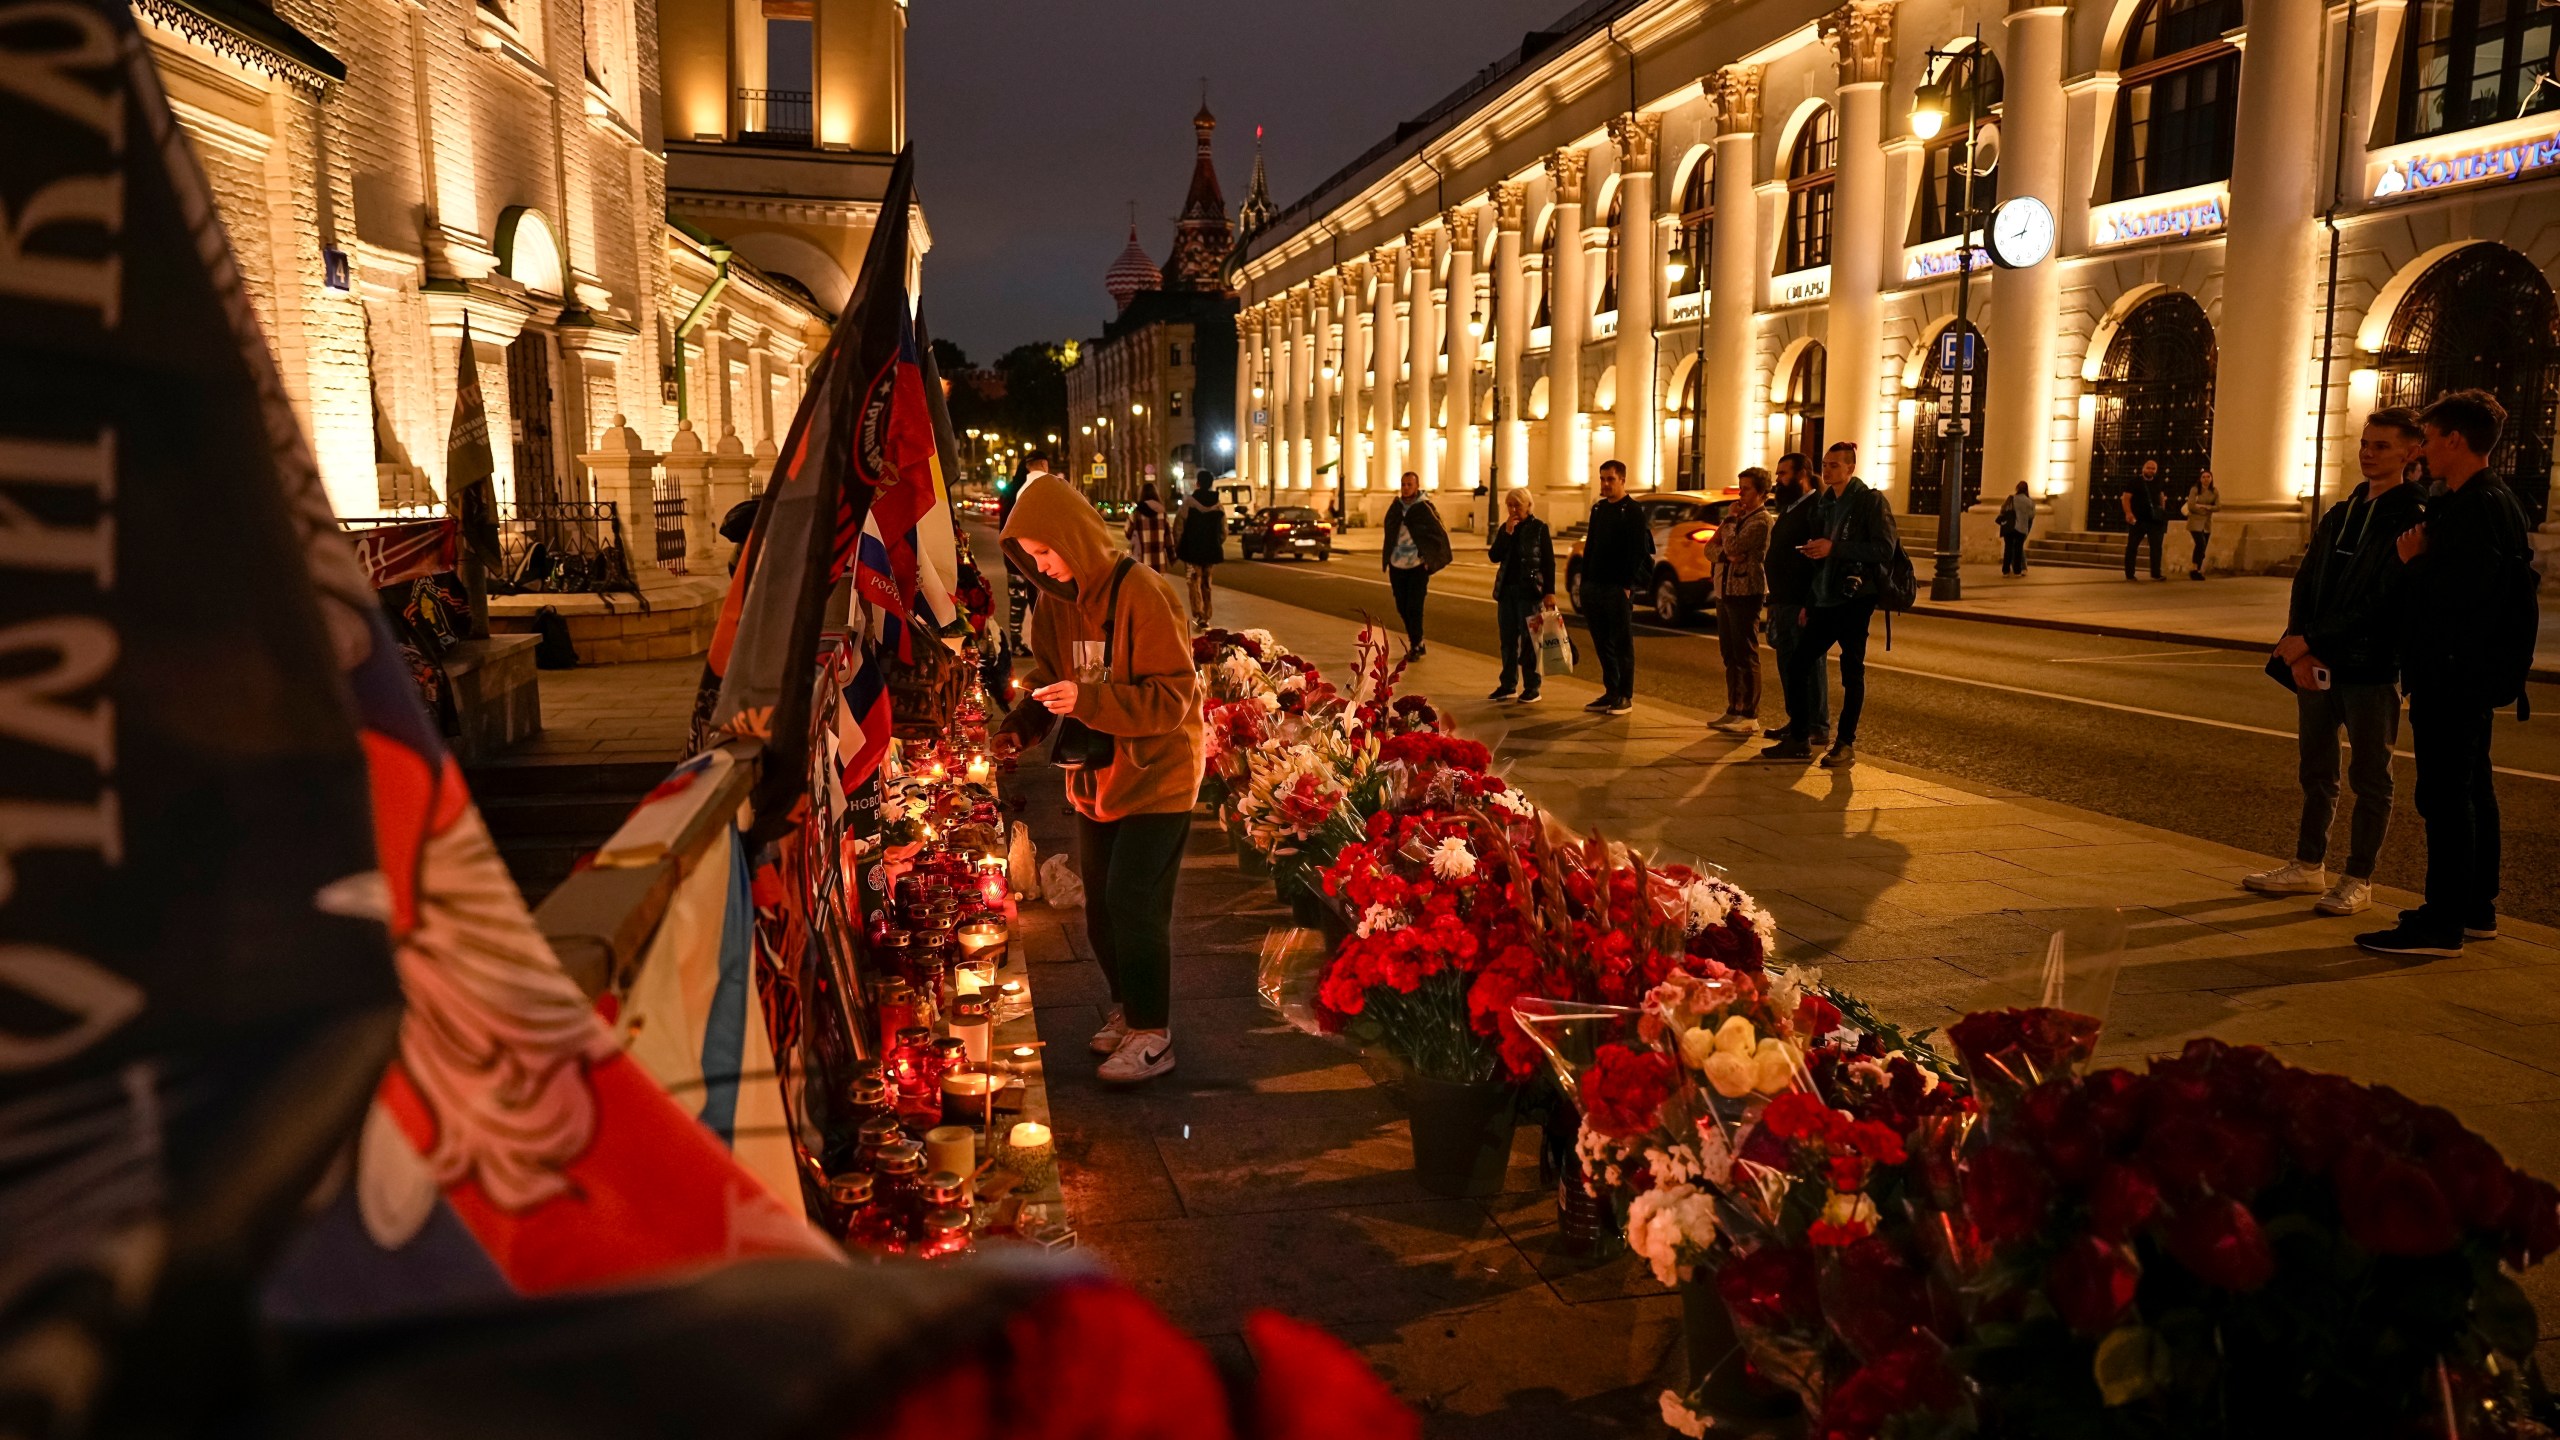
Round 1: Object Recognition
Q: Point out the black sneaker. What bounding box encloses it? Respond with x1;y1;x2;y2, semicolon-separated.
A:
1583;695;1616;713
1760;738;1813;761
2355;923;2463;959
1517;689;1543;705
1606;698;1633;716
1819;742;1856;769
2467;912;2500;942
1489;685;1518;701
1408;644;1428;660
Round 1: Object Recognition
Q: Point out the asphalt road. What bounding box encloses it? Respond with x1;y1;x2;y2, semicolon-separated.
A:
1195;545;2560;929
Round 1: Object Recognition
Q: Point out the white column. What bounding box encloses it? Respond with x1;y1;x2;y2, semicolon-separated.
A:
1493;182;1530;492
1310;275;1338;511
1610;113;1664;492
1405;228;1441;491
1819;1;1898;471
1706;67;1764;482
1234;308;1256;485
1446;207;1483;496
2207;0;2323;562
1340;260;1372;500
1373;245;1405;489
1282;292;1308;491
1544;146;1589;509
1983;4;2066;514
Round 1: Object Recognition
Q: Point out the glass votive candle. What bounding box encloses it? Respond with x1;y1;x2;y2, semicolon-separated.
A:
1003;1121;1057;1193
876;979;919;1052
964;754;993;785
949;996;991;1063
952;955;997;998
931;1036;970;1087
920;1207;973;1259
891;1025;937;1096
941;1069;995;1128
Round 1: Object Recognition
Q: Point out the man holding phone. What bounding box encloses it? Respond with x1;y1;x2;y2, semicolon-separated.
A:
2245;409;2426;916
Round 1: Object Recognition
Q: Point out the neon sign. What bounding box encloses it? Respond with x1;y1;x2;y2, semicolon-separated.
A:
2090;186;2227;249
1903;239;1990;281
2372;130;2560;200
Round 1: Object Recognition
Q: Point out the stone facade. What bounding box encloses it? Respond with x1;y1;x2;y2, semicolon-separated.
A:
1234;0;2560;565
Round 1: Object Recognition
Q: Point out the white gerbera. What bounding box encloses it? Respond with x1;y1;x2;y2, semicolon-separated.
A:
1427;836;1478;881
1490;787;1536;819
1680;878;1732;934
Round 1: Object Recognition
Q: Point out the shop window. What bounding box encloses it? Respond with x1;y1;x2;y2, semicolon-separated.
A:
1914;47;2004;243
1783;106;1838;274
1533;214;1557;330
2109;0;2242;200
1778;344;1827;461
2379;243;2560;523
2400;0;2560;141
1675;157;1711;297
1597;185;1624;315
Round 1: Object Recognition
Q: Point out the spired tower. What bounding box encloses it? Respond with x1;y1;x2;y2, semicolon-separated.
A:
1235;125;1275;244
1163;104;1237;295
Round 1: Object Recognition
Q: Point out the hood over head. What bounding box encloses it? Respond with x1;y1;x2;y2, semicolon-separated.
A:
1001;476;1120;601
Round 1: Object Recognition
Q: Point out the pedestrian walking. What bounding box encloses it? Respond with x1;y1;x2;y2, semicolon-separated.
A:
1175;476;1225;630
1001;478;1205;1084
1760;454;1832;753
1124;482;1172;573
1578;459;1652;716
2360;390;2538;958
1380;471;1452;659
1486;487;1555;704
2122;460;2167;580
1711;468;1774;734
1998;480;2035;576
2246;409;2426;919
1768;442;1894;768
2183;472;2219;580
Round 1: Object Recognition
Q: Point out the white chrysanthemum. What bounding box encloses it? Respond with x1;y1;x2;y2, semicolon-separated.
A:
1659;1390;1713;1437
1490;787;1536;819
1645;1142;1703;1187
1428;836;1477;881
1767;966;1803;1018
1241;629;1278;650
1626;1183;1720;1287
1680;879;1732;934
1691;1121;1735;1186
1356;904;1404;939
1576;1127;1634;1188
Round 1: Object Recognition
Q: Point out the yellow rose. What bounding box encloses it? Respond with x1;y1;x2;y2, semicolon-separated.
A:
1677;1026;1720;1073
1703;1049;1757;1098
1714;1015;1757;1057
1751;1037;1798;1094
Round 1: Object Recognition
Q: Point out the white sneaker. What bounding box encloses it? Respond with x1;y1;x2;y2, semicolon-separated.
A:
1710;715;1760;735
1098;1029;1176;1084
2315;876;2372;917
2244;859;2327;896
1089;1006;1130;1055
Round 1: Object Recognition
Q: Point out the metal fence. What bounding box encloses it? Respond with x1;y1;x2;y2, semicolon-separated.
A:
653;494;688;573
736;88;812;145
499;499;638;595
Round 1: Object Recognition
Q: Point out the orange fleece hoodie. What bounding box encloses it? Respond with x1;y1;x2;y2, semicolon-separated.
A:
1000;480;1205;821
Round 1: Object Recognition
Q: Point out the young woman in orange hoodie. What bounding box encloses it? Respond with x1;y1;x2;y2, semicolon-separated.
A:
1000;480;1206;1084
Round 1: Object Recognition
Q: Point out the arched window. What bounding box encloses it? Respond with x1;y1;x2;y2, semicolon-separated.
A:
2087;290;2217;530
1914;47;2004;243
1597;184;1624;314
1783;106;1838;274
1533;213;1557;330
2399;1;2560;141
2110;0;2242;200
1778;344;1827;461
2379;243;2560;523
1673;361;1705;487
1676;158;1712;297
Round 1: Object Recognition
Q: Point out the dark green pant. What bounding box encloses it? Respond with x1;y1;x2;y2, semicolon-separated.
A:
1075;811;1189;1030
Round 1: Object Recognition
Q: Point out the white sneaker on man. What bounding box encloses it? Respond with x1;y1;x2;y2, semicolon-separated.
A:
2315;876;2372;917
2243;859;2327;896
1098;1029;1176;1084
1089;1006;1130;1055
1710;715;1759;735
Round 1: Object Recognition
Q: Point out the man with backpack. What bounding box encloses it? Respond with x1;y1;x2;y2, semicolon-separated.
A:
2358;390;2539;958
1769;441;1902;768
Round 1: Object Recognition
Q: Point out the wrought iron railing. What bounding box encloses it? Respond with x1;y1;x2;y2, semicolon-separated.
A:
736;88;812;145
498;499;638;595
653;494;689;572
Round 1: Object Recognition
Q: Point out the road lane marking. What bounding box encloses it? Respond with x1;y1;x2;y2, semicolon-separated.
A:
1863;659;2560;785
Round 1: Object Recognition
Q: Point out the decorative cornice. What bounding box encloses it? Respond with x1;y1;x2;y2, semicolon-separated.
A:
1708;65;1765;136
1820;1;1899;88
1607;112;1662;175
134;0;344;91
1492;180;1527;232
1445;207;1481;249
1545;147;1588;206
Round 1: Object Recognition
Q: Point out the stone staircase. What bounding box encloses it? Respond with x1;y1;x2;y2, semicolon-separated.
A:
464;758;670;906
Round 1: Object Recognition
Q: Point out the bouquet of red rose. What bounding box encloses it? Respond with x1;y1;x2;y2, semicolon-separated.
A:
1935;1024;2560;1439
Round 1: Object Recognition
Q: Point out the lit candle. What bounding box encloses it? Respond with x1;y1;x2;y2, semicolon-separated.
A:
1005;1120;1056;1192
957;922;1008;970
998;979;1024;1000
942;1069;996;1126
925;1123;977;1182
965;755;992;785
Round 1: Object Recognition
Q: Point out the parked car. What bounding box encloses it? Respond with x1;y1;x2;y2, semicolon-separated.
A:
1239;505;1334;561
1563;489;1736;623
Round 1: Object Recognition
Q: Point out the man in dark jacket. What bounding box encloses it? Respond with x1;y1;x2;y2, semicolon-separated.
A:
1579;460;1653;715
1760;454;1830;753
1486;487;1555;703
2246;409;2425;918
1379;471;1452;659
2122;460;2167;581
1769;442;1894;767
2361;390;2536;958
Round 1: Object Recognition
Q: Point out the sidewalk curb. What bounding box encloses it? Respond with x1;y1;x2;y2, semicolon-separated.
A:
1906;602;2560;686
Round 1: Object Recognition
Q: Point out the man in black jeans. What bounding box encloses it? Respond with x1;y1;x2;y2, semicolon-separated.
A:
2121;460;2167;580
1379;470;1451;660
1760;453;1831;754
2360;390;2533;958
1769;442;1893;768
1579;459;1652;716
2247;409;2426;919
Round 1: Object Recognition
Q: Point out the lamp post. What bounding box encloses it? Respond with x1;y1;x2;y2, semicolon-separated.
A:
1911;34;1992;603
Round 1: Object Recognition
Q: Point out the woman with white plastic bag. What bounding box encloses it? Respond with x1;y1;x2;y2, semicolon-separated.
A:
1486;487;1556;703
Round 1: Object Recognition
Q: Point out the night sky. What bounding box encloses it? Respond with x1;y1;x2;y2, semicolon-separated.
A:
907;0;1570;361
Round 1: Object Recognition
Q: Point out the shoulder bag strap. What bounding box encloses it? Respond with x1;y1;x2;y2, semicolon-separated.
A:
1101;557;1134;679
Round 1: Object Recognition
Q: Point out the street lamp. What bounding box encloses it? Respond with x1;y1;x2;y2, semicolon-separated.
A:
1466;308;1485;340
1912;35;1993;603
1130;402;1145;416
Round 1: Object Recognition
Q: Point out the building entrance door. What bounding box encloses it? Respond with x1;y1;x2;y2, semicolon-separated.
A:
505;330;562;509
2380;242;2560;525
2087;291;2215;532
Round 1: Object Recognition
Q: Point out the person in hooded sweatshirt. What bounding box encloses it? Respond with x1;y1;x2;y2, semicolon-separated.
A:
1000;480;1206;1084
